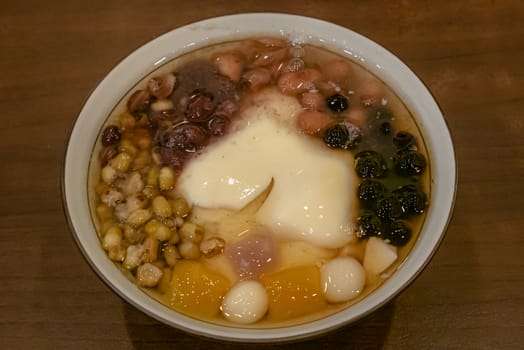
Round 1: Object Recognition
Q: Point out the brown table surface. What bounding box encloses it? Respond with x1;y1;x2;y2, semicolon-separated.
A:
2;1;523;349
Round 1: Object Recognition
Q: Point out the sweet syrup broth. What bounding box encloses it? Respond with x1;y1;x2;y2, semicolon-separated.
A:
88;38;430;328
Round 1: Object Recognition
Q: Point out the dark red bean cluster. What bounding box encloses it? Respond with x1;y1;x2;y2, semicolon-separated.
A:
152;62;243;170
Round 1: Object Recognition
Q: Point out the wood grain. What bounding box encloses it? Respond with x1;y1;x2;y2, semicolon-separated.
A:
1;1;523;349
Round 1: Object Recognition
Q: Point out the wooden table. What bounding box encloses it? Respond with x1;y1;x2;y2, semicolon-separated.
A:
2;1;523;349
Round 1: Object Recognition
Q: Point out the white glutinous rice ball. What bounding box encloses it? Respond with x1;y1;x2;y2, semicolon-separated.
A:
220;280;269;324
321;257;366;303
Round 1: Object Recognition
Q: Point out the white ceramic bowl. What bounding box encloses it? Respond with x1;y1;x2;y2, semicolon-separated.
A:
63;13;456;343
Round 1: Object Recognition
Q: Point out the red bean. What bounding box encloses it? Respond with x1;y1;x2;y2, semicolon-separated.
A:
99;145;118;166
242;68;271;91
296;110;334;135
277;68;322;95
165;123;209;152
127;89;151;113
185;90;215;122
300;92;325;110
101;125;121;146
208;115;230;136
147;73;176;99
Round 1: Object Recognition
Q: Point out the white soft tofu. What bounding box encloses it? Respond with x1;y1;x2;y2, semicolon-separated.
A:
363;237;398;275
177;89;300;210
177;88;358;249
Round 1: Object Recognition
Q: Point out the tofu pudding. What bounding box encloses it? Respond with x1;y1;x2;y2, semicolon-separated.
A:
178;88;358;249
89;37;430;327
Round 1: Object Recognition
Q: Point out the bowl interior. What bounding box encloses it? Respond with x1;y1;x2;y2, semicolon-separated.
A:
63;13;456;342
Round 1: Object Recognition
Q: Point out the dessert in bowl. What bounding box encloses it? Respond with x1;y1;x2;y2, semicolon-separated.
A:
63;13;456;342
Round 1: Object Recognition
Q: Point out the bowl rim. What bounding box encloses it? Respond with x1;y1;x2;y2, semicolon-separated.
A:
62;12;457;343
